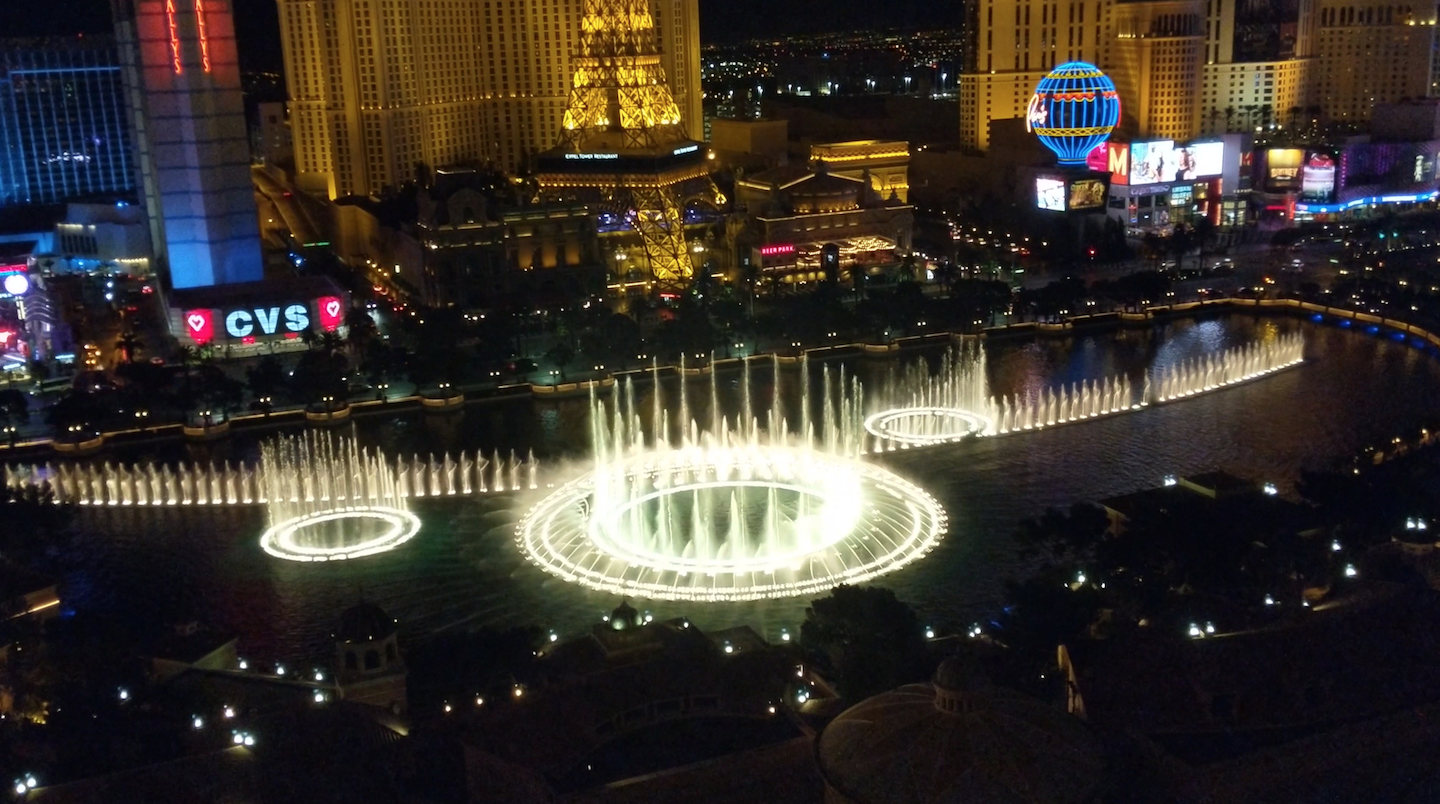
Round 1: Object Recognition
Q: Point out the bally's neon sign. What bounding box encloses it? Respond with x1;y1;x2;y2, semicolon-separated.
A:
224;304;311;338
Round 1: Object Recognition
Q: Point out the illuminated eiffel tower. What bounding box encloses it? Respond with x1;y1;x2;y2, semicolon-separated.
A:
536;0;721;292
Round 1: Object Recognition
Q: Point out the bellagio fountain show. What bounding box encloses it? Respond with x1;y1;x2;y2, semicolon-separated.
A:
9;316;1431;661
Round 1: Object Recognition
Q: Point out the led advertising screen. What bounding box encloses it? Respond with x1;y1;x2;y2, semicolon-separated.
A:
1037;177;1067;211
1068;179;1108;210
1129;140;1177;185
1300;152;1336;202
1178;141;1224;179
1266;148;1304;191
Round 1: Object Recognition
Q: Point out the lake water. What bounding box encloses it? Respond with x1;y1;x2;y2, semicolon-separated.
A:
54;314;1440;667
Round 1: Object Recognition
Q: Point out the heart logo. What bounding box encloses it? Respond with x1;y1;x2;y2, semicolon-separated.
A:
326;301;341;318
187;314;206;332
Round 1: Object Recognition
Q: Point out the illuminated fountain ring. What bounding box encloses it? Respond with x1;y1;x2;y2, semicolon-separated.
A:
515;447;947;602
260;506;421;563
864;407;995;447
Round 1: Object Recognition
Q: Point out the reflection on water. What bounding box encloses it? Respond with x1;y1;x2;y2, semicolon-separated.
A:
53;316;1440;666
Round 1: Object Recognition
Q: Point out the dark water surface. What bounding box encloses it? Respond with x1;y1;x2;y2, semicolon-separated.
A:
56;315;1440;666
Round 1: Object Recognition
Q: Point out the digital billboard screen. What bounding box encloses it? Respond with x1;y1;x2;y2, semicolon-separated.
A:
1068;179;1107;210
1266;148;1304;191
1300;152;1336;202
1129;140;1177;185
1036;177;1067;211
1178;141;1224;179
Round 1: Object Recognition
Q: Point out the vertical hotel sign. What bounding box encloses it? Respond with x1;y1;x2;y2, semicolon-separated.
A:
164;0;214;74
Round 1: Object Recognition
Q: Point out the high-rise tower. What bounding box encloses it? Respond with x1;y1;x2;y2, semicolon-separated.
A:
535;0;719;290
112;0;262;288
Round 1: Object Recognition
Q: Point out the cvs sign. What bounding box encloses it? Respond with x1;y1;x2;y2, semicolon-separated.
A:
224;304;311;338
316;295;344;332
184;309;214;344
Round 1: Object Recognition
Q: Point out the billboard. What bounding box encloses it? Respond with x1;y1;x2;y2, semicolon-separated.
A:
1178;142;1224;180
1266;148;1304;191
1069;179;1107;210
1300;152;1336;202
1129;140;1177;185
1036;177;1067;211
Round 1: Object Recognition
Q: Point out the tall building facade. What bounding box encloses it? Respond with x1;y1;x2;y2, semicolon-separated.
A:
112;0;262;288
1108;0;1205;141
1314;0;1438;125
958;0;1429;150
0;38;135;207
1198;0;1316;134
958;0;1108;151
276;0;702;199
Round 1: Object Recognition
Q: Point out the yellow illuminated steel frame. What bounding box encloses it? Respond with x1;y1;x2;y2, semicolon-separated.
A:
545;0;718;289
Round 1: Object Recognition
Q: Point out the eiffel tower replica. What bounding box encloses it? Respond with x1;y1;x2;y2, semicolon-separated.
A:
536;0;721;293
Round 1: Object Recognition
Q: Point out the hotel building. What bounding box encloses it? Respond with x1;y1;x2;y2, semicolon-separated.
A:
111;0;263;288
0;37;135;207
275;0;703;199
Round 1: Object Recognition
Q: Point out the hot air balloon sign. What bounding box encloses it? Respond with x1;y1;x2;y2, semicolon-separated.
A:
1026;62;1121;167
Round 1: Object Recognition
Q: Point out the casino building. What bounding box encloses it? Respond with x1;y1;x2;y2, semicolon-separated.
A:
735;162;914;290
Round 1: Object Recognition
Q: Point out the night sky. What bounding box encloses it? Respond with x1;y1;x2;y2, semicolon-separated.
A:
0;0;961;67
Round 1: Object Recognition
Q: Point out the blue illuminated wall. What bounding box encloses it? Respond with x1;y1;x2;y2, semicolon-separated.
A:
0;38;135;207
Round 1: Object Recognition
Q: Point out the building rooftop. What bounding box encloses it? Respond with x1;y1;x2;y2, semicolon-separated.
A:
1062;584;1440;763
817;667;1106;804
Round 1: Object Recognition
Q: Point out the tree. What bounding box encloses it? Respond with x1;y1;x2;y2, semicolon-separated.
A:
246;354;287;403
0;388;27;423
544;340;576;379
344;307;378;354
1014;503;1109;566
800;585;930;703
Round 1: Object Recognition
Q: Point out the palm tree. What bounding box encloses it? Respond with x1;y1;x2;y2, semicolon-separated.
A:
115;331;143;364
319;331;345;355
343;307;377;354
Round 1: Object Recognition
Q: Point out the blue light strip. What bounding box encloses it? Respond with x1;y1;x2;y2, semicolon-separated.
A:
1295;190;1439;213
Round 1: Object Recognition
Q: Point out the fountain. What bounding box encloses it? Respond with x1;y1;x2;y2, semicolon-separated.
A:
514;358;948;602
1151;332;1305;401
864;333;1305;449
3;446;539;507
257;432;422;562
863;340;997;447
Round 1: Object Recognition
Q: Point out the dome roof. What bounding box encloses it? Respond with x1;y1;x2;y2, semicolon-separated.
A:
336;601;398;643
609;600;640;630
932;657;989;694
817;681;1105;804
